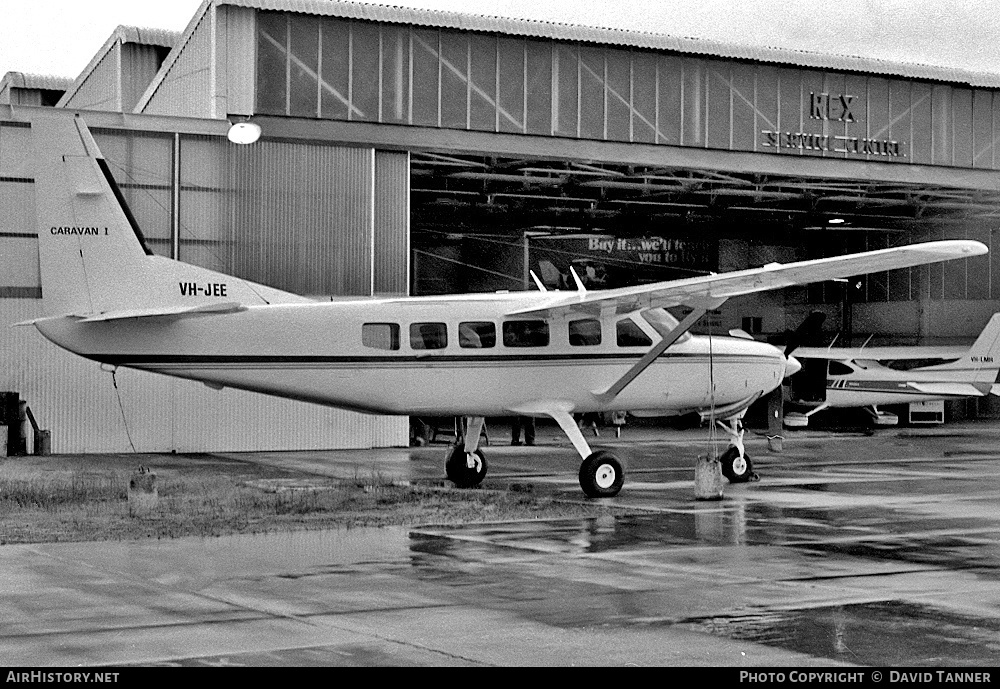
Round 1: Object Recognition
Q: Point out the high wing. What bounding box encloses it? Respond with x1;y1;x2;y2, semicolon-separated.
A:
795;312;1000;362
792;345;969;360
506;240;986;317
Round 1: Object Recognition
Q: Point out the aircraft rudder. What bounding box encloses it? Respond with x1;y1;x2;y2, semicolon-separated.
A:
968;314;1000;357
963;314;1000;380
35;113;318;318
33;113;152;318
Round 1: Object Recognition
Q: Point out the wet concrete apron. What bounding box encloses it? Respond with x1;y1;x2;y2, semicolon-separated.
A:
1;426;999;666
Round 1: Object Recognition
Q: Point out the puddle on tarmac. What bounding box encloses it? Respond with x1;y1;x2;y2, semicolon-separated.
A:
680;600;1000;666
801;540;1000;574
411;505;998;558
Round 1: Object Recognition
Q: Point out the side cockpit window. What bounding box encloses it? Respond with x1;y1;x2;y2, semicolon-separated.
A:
362;323;400;350
828;361;854;376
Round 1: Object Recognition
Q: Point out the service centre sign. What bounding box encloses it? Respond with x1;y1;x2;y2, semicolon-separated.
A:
760;91;905;158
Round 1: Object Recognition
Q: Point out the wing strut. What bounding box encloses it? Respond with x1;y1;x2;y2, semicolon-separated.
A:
593;298;727;405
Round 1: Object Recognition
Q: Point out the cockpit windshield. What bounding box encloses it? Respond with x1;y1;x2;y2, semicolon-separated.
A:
642;308;691;344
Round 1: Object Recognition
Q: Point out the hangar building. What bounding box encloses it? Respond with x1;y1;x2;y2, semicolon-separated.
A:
2;0;1000;452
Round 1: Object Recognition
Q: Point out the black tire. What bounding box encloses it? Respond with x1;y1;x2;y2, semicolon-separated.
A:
719;446;755;483
578;450;624;498
445;444;487;488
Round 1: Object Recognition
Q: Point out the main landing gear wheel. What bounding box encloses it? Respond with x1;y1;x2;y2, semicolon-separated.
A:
719;446;756;483
579;450;624;498
445;444;487;488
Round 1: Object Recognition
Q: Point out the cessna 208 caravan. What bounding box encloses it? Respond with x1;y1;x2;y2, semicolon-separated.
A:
24;115;988;497
786;313;1000;427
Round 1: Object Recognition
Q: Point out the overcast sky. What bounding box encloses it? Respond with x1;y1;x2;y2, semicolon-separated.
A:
1;0;998;79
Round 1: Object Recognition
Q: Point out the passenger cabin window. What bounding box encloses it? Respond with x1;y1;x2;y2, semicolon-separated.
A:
617;319;652;347
362;323;400;350
503;320;549;347
410;322;448;350
569;319;602;346
828;361;854;376
459;321;496;349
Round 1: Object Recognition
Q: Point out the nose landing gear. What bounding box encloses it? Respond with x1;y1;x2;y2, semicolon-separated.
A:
716;417;759;483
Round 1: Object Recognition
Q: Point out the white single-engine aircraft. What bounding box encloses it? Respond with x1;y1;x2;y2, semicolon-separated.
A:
23;115;989;497
785;313;1000;427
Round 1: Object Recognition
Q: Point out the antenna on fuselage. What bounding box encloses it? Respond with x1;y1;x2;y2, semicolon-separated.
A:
529;270;548;292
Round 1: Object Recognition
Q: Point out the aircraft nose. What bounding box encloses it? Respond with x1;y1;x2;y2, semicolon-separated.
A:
784;355;802;378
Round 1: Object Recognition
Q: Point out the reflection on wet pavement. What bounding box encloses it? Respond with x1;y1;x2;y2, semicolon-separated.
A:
681;601;1000;667
5;426;1000;666
407;436;1000;666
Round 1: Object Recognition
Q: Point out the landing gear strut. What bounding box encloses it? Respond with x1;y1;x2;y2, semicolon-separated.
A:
547;410;625;498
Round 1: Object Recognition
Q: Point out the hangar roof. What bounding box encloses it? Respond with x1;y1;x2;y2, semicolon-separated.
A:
226;0;1000;232
0;72;72;90
56;25;179;111
65;2;1000;238
216;0;1000;88
0;72;72;106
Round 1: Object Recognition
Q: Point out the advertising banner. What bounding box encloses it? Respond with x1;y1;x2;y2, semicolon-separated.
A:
527;232;717;290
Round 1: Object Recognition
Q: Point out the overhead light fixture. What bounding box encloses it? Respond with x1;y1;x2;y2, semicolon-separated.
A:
227;120;261;145
828;217;845;224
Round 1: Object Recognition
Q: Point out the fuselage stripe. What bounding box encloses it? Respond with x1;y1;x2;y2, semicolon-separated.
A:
92;352;782;367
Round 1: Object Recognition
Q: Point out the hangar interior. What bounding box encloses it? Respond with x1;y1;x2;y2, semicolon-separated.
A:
2;0;1000;453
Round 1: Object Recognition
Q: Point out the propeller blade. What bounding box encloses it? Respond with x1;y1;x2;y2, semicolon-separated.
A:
784;310;826;358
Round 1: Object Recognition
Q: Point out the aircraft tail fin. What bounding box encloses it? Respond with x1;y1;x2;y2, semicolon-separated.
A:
32;114;309;319
942;313;1000;382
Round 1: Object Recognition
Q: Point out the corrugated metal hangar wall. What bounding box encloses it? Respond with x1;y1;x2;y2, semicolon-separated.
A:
0;115;410;453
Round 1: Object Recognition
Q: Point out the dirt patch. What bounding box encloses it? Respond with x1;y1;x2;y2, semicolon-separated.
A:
0;452;621;544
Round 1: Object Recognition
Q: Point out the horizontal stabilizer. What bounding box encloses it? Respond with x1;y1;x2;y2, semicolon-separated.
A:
907;382;991;397
74;302;248;322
